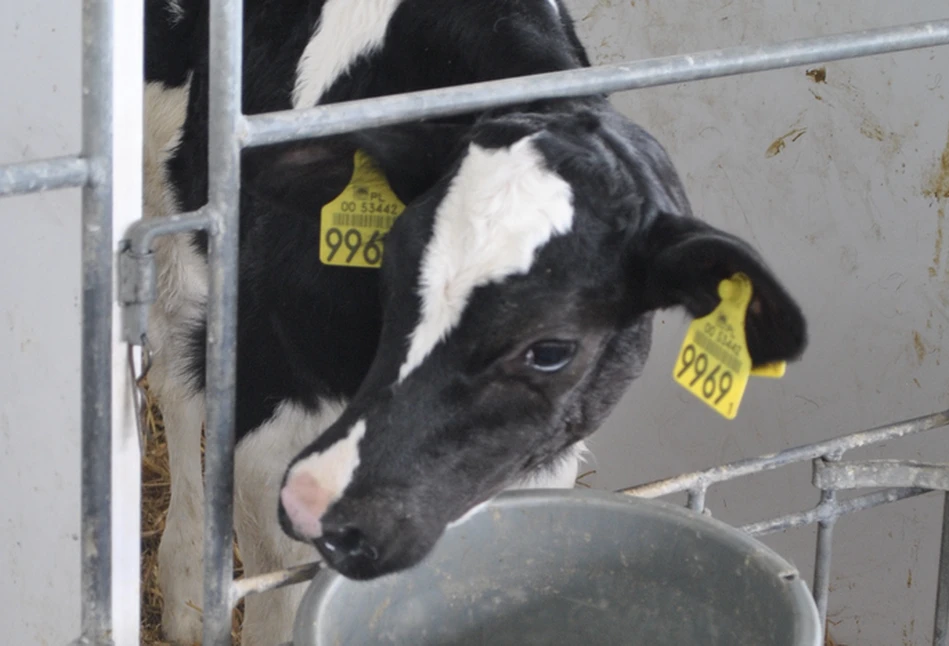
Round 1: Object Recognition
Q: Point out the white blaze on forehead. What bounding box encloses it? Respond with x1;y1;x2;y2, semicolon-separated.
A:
398;136;575;382
281;420;367;537
292;0;405;109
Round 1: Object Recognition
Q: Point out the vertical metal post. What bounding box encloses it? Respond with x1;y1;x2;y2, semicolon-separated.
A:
812;456;839;638
935;492;949;646
202;0;244;643
687;486;707;513
79;0;114;641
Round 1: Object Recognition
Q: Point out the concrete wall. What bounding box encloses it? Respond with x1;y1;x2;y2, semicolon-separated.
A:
0;2;82;644
570;1;949;644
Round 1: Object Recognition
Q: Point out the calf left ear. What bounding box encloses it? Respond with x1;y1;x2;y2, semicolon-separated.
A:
636;215;807;367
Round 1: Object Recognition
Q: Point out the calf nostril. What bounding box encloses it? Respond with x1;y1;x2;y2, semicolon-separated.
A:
319;526;379;561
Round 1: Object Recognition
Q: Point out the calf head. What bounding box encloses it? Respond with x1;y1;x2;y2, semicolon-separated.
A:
275;105;807;580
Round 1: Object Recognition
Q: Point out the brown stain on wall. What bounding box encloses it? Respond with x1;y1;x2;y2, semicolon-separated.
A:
859;118;885;142
806;67;827;83
913;331;926;364
924;124;949;200
925;124;949;276
932;206;945;278
766;128;807;158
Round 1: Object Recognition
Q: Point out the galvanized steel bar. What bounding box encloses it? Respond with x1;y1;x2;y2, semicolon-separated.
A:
0;156;89;197
936;492;949;646
124;209;214;255
243;19;949;147
78;0;114;641
118;210;213;344
202;0;244;642
741;487;931;536
230;562;324;607
815;459;949;491
813;481;838;632
619;408;949;499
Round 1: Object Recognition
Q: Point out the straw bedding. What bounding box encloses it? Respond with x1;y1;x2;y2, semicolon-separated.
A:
139;377;244;645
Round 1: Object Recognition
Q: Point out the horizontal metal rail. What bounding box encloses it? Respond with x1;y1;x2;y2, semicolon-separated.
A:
0;155;90;197
229;562;323;609
741;486;931;536
617;408;949;499
618;409;949;644
243;19;949;147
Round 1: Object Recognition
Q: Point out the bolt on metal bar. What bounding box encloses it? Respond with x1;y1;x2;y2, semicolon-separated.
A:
687;487;707;513
936;492;949;646
202;0;244;642
78;0;114;642
618;408;949;499
0;156;89;197
243;19;949;148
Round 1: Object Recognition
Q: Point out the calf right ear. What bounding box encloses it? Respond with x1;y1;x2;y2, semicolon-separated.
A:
345;122;470;199
242;121;469;208
635;214;808;368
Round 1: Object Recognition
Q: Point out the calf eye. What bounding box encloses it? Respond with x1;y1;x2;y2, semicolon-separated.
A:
524;341;577;373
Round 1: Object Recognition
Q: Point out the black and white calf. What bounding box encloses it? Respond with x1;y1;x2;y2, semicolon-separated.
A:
144;0;807;644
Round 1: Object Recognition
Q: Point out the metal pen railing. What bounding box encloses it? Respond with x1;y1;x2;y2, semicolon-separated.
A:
1;2;947;644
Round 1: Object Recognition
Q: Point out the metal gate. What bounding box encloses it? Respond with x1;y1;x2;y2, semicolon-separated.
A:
0;2;948;645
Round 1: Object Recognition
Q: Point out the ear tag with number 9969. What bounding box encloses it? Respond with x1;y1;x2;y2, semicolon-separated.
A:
320;150;405;268
673;273;787;420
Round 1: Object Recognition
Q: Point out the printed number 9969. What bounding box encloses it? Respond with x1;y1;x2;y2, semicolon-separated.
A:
676;343;733;405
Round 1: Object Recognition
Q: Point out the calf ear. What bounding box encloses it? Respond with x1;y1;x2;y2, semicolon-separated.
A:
345;122;469;198
636;215;807;367
242;121;469;208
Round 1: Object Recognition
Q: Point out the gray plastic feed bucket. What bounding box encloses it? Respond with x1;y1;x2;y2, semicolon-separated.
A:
292;489;821;646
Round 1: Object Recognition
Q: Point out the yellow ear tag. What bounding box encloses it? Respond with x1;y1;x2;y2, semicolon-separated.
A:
319;150;406;268
750;360;787;378
673;273;785;419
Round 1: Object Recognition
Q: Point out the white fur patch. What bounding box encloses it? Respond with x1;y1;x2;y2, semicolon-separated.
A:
447;441;589;531
292;0;405;109
234;399;345;645
398;137;575;382
282;419;368;536
510;440;589;490
143;80;209;404
144;78;208;644
155;389;206;644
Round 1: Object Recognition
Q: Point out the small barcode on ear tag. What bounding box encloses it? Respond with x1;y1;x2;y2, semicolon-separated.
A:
320;150;405;268
673;273;755;420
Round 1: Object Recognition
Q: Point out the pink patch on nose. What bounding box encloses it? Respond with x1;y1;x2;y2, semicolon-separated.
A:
281;471;333;539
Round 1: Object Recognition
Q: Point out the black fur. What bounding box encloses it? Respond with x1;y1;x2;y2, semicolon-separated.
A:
147;0;807;581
